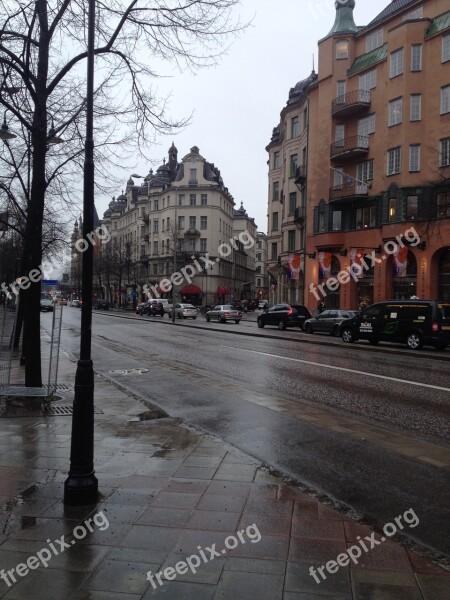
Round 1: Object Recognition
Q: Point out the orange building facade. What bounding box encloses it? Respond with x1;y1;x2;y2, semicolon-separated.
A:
290;0;450;312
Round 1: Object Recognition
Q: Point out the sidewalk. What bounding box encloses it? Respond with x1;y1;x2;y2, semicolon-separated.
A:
0;338;448;599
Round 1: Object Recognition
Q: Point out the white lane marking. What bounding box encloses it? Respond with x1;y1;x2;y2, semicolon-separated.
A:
243;349;450;392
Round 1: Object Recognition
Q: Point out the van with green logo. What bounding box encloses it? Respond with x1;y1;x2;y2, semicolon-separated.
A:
339;300;450;350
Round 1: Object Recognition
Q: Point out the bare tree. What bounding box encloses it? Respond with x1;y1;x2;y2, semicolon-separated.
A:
0;0;246;386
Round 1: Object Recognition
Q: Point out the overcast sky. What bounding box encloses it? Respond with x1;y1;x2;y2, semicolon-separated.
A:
96;0;388;233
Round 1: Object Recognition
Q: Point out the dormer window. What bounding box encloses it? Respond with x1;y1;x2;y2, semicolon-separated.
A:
336;39;349;60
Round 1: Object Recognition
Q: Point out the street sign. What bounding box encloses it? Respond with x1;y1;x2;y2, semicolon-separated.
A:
42;280;59;286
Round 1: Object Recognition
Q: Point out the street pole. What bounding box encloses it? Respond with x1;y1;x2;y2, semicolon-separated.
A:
172;206;177;323
64;0;98;505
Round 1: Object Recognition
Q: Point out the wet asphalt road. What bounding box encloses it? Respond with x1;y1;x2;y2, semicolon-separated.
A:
45;308;450;556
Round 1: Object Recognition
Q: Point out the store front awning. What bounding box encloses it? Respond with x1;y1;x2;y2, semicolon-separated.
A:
180;284;202;295
217;286;229;295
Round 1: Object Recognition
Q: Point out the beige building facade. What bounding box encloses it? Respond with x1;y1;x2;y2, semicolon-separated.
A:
101;145;257;306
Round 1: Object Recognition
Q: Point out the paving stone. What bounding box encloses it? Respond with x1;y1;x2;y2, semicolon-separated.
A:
2;569;87;600
82;559;150;594
150;491;203;509
238;514;291;537
187;510;241;531
206;481;251;497
285;561;351;595
157;552;225;584
288;538;347;564
121;525;182;551
291;517;346;540
173;466;218;480
224;557;286;575
143;581;215;599
214;570;284;600
196;493;247;513
162;479;210;494
346;540;412;572
283;594;351;600
416;573;450;600
73;591;142;600
229;534;289;561
138;507;194;528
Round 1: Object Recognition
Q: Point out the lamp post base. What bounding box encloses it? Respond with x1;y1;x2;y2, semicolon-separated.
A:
64;473;98;506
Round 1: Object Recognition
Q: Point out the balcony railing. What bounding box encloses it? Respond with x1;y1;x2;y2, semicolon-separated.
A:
294;206;306;222
330;135;369;161
294;165;307;185
188;180;198;187
329;181;369;201
139;255;149;262
332;89;371;118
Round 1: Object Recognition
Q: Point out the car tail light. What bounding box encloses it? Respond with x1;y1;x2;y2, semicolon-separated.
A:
432;322;439;333
287;307;293;316
224;312;230;316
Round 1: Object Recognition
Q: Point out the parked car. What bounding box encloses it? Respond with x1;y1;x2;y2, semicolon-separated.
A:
206;305;242;324
258;300;268;310
94;298;109;310
339;300;450;350
168;303;197;319
257;304;312;330
304;309;358;336
70;299;80;308
147;300;165;317
40;299;54;312
135;302;147;315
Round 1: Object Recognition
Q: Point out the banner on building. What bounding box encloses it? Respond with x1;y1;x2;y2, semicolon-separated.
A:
393;247;408;278
350;248;366;280
287;254;301;280
318;252;331;279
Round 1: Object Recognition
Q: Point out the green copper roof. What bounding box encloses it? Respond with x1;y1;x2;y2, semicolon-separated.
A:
321;0;359;41
425;10;450;39
347;43;388;75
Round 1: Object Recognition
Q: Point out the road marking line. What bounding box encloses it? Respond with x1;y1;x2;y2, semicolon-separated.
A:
244;349;450;392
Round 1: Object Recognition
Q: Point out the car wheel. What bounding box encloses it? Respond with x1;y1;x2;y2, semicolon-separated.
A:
206;315;210;322
368;337;379;345
278;319;286;331
235;320;240;324
342;327;354;343
220;317;226;323
182;316;186;319
406;332;423;350
257;319;264;328
193;317;197;320
304;323;312;334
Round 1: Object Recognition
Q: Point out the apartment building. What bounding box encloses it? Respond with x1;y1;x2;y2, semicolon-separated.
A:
265;71;316;304
305;0;450;311
101;144;257;306
255;232;269;300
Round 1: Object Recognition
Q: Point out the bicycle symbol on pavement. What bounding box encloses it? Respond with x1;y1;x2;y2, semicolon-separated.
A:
109;368;149;375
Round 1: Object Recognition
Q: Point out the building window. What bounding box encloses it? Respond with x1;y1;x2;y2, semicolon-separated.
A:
189;168;197;184
356;206;377;229
440;137;450;167
441;85;450;115
190;194;196;206
357;159;374;183
271;243;278;261
389;198;397;221
289;192;297;215
388;98;403;126
406;196;419;220
154;199;159;211
437;192;450;217
189;216;196;229
410;94;422;121
335;39;349;59
288;230;296;252
178;194;185;205
443;33;450;63
402;6;423;21
153;220;159;233
291;116;299;138
290;154;298;177
257;278;261;287
153;241;158;255
358;114;375;136
390;48;404;78
178;215;185;230
200;216;207;230
411;44;422;71
409;145;421;172
335;124;345;147
272;212;279;231
273;181;280;201
337;80;346;100
387;147;401;175
366;28;383;52
201;194;207;206
256;252;262;261
332;211;342;231
273;151;280;169
303;107;308;129
200;238;207;252
359;68;377;91
188;239;196;253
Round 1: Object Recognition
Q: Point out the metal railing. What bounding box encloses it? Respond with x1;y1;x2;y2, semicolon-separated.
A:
330;135;369;158
332;89;371;115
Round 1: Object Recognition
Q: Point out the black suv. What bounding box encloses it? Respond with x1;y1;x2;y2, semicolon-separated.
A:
94;299;109;310
257;304;312;331
339;300;450;350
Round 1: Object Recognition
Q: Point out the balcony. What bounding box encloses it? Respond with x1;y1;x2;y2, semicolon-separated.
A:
294;165;307;186
330;136;369;161
329;181;369;202
294;206;306;223
332;89;371;118
143;214;149;224
143;234;149;242
188;180;198;187
139;255;149;263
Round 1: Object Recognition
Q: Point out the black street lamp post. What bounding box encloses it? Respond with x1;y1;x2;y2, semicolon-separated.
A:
64;0;98;505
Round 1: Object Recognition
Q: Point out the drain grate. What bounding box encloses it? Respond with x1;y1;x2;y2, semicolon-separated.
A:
0;401;103;418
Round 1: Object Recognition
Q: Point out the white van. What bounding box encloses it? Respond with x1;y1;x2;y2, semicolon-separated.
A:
156;299;173;313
